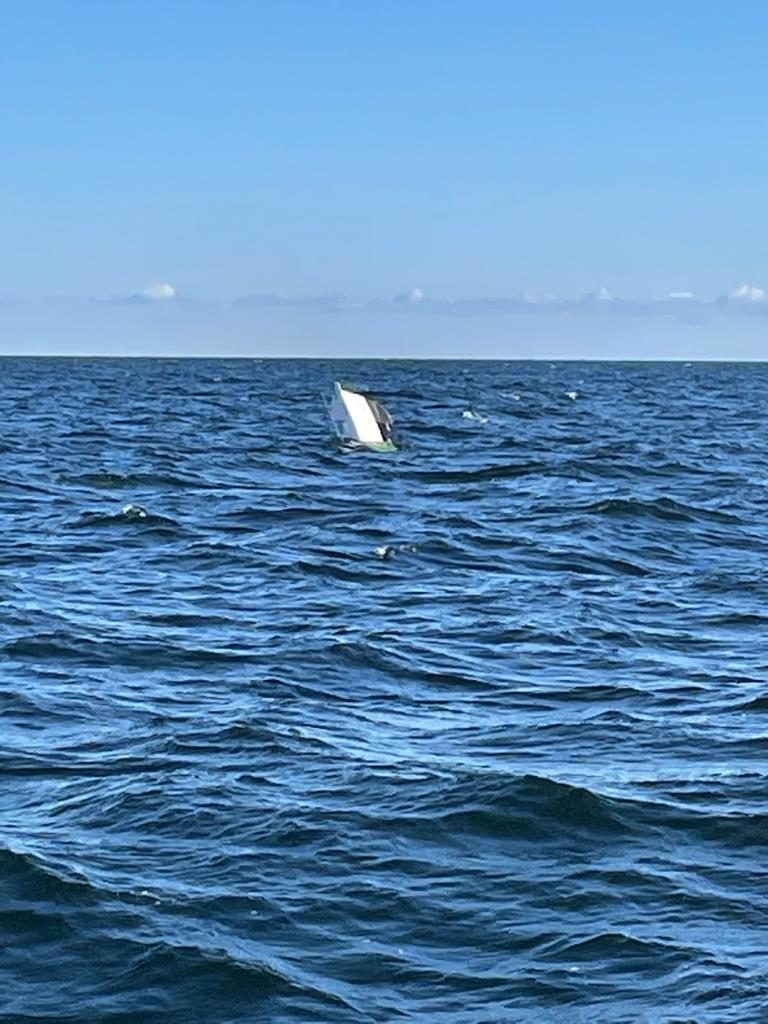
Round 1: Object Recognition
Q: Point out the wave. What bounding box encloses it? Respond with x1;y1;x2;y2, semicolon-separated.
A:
407;461;549;483
538;930;697;969
0;844;354;1019
432;773;630;840
67;470;208;491
584;495;741;524
2;633;259;670
68;505;183;534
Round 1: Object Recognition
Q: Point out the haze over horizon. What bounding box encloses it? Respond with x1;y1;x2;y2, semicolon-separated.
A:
2;0;767;357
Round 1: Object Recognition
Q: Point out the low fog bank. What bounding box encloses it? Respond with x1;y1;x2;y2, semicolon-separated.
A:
0;301;766;361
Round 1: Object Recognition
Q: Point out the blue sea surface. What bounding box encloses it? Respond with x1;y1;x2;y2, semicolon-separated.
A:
2;357;767;1023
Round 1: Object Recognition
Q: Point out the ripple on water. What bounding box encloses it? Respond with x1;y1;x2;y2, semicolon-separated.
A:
2;358;768;1022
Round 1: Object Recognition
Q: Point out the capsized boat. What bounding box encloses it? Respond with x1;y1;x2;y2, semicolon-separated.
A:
328;381;396;451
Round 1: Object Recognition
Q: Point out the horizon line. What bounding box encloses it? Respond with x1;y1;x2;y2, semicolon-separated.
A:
0;353;765;364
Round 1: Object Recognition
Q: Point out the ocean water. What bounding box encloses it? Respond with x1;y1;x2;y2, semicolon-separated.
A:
2;357;767;1023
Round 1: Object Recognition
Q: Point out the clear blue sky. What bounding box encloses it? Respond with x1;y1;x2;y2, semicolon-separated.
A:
1;0;767;302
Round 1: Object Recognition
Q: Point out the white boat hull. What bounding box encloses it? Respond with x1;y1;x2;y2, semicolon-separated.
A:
329;382;395;451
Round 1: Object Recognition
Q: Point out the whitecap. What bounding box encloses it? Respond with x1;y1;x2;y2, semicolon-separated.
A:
375;543;417;559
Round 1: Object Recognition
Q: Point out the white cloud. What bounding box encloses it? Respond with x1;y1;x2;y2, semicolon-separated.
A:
394;287;425;304
142;282;176;301
579;286;613;304
667;291;695;300
728;283;766;302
